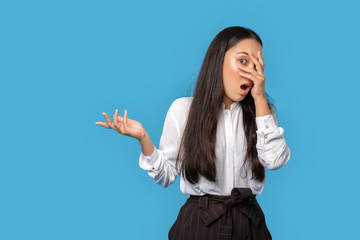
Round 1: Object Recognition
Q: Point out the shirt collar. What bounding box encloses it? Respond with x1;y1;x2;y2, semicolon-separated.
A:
221;101;241;112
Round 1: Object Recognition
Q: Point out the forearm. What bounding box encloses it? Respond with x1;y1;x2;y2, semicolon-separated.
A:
139;132;155;156
254;97;291;170
138;132;179;187
254;96;271;117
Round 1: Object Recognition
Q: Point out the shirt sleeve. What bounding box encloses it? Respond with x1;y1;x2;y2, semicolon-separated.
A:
255;107;291;170
138;100;181;187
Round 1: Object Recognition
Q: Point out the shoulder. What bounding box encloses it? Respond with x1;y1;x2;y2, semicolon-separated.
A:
168;97;193;116
165;97;193;130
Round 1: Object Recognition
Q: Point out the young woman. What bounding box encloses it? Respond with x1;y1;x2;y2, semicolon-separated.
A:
95;26;291;240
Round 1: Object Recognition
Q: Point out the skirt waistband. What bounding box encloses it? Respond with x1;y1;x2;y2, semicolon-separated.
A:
188;187;256;210
189;187;255;200
184;187;264;237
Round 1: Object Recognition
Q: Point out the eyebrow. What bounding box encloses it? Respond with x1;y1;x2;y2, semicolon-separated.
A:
236;51;264;60
236;51;249;56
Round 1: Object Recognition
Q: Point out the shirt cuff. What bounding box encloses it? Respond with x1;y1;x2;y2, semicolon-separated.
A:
139;148;161;171
256;114;277;131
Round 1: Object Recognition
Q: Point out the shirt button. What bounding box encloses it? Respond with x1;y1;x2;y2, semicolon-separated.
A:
265;125;269;129
264;135;268;139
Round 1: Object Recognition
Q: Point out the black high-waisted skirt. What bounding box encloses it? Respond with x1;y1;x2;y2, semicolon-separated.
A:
168;187;272;240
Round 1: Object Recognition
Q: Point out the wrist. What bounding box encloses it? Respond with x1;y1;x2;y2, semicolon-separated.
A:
253;95;267;102
139;132;155;157
254;96;271;117
138;131;149;142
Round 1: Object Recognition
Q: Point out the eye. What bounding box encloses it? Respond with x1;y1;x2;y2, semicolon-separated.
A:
239;58;247;64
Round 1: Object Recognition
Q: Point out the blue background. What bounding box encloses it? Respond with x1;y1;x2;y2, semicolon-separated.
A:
1;0;359;239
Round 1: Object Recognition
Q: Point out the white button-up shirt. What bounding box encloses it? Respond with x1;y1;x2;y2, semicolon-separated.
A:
139;97;291;195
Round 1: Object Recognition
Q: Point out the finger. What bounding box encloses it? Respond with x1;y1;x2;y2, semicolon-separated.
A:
123;109;128;128
239;71;258;84
119;110;128;134
118;115;134;123
249;51;260;65
258;51;265;69
102;112;113;126
238;64;257;80
95;121;110;128
249;59;256;70
113;109;119;128
249;52;264;75
238;64;254;74
113;109;121;131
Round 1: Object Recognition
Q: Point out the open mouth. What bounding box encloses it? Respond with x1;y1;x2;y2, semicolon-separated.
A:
240;84;249;90
240;82;252;95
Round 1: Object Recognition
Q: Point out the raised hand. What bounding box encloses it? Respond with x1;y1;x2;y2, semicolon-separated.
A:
95;109;147;141
238;50;266;100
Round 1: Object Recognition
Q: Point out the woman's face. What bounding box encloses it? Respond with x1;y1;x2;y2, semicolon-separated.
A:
222;38;263;109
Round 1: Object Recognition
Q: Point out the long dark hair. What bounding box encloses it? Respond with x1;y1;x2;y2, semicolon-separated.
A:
175;26;275;184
